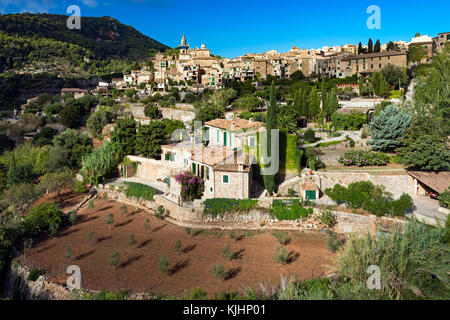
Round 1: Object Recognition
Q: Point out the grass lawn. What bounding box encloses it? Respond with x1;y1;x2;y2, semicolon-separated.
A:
279;131;297;171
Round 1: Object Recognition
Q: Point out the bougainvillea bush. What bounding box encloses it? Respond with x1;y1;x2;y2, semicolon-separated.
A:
338;151;389;167
203;198;259;217
175;172;204;201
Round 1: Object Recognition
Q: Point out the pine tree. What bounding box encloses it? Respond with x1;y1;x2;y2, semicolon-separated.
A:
368;38;373;53
374;39;381;53
368;105;411;151
263;81;277;195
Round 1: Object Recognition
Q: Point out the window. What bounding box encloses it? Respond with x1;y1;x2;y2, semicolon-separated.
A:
200;166;204;179
379;64;382;68
371;64;373;69
164;152;175;161
222;175;229;184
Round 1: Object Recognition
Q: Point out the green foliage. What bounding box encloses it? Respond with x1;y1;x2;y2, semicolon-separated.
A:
86;108;116;136
144;218;151;232
336;219;450;299
184;287;208;300
438;188;450;209
80;141;120;185
173;240;181;253
135;122;165;158
368;105;411;152
443;214;450;245
110;116;137;158
69;210;78;225
124;182;157;201
7;162;35;186
202;198;259;217
371;72;388;97
317;210;336;227
65;246;73;260
272;231;291;245
39;169;75;196
27;268;41;282
211;263;227;280
24;202;64;236
270;200;313;220
174;172;204;201
331;112;367;131
50;129;93;170
143;103;160;119
158;254;170;276
303;128;316;143
33;127;57;147
338;150;389;166
74;181;88;194
307;87;321;119
274;246;289;265
235;95;260;111
105;213;114;230
401;135;450;171
129;234;137;246
109;250;120;269
2;183;43;213
87;231;95;245
263;81;277;195
326;230;342;253
325;181;413;217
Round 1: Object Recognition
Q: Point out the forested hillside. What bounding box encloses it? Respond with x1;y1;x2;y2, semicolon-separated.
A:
0;13;169;74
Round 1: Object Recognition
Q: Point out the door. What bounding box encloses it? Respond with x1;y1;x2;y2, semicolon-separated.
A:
223;131;227;146
305;190;316;200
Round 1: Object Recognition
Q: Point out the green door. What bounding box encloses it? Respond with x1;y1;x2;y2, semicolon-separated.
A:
305;190;316;200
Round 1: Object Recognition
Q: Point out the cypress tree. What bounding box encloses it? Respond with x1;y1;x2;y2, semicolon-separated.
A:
374;39;381;53
358;42;363;54
307;87;321;120
368;38;373;53
263;81;277;195
368;105;411;151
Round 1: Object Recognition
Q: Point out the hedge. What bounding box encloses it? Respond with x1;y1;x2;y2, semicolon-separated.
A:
203;198;259;217
270;200;313;220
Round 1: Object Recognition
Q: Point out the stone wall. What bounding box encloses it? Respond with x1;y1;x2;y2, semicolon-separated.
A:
160;107;195;124
97;185;405;236
127;155;172;182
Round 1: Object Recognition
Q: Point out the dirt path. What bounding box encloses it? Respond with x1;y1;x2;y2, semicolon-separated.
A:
20;198;335;298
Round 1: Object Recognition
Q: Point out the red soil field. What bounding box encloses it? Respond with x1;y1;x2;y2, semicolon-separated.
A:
20;197;336;298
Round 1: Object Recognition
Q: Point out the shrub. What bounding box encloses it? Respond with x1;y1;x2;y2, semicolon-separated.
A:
203;198;259;217
144;104;160;119
274;246;289;265
124;182;157;201
155;205;165;219
65;245;73;260
27;268;41;281
158;254;170;275
175;172;204;201
69;210;78;225
438;188;450;209
48;222;59;238
120;204;128;215
129;234;137;245
326;230;342;253
287;188;297;197
87;232;95;245
105;213;114;231
212;263;227;280
184;227;191;235
390;194;413;216
144;218;151;232
173;240;181;253
25;202;64;236
270;200;312;220
272;231;291;245
109;250;120;269
338;151;389;166
331;112;367;131
7;162;35;186
304;128;316;143
184;287;208;300
443;215;450;245
317;210;336;227
74;181;88;194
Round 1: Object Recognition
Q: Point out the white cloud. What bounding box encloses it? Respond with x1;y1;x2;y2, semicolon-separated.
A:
81;0;98;7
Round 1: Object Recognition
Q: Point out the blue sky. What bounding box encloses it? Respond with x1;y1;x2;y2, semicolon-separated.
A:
1;0;449;57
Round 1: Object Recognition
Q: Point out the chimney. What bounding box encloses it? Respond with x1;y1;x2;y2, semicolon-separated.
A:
249;118;254;124
231;122;236;130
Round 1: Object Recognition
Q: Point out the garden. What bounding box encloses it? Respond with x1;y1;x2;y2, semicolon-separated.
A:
202;198;259;217
270;200;313;220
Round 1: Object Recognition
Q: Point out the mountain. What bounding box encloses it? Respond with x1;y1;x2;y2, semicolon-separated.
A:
0;13;170;74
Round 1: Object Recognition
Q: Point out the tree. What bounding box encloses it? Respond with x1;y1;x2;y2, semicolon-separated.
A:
358;42;363;54
368;105;411;152
323;88;339;120
209;88;236;109
277;113;297;134
381;64;407;88
374;39;381;53
194;102;224;123
372;72;388;97
263;81;277;195
80;141;120;185
290;70;305;81
135;122;165;158
368;38;373;53
386;41;399;51
109;250;120;269
59;104;82;128
307;87;321;120
7;161;35;186
86;108;116;136
110;115;137;157
236;95;260;111
39;169;75;197
52;129;93;169
144;103;160;119
105;213;114;231
401;135;450;171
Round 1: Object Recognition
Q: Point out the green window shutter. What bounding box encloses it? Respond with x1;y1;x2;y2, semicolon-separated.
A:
171;153;175;161
165;153;169;161
223;175;229;183
305;190;316;200
201;166;204;179
192;163;196;174
217;129;220;143
206;167;209;180
223;132;227;146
